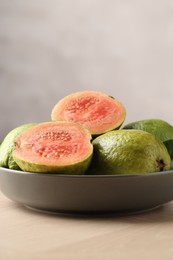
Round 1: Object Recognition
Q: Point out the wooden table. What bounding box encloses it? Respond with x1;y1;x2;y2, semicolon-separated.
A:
1;191;173;260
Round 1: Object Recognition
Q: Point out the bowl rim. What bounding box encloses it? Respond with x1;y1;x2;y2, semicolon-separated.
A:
0;166;173;179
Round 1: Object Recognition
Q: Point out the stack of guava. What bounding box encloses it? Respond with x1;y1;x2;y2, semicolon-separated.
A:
0;90;173;175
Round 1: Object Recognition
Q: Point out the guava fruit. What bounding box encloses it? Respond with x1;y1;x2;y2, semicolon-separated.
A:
13;121;93;174
0;123;36;170
89;129;171;175
123;119;173;142
51;90;126;136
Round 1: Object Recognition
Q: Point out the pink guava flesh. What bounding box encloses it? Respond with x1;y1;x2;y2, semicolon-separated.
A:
51;91;126;135
13;121;93;167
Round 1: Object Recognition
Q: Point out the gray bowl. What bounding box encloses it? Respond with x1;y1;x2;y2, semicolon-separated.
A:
1;167;173;214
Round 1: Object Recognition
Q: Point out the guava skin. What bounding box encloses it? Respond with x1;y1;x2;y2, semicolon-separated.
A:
13;121;93;174
0;123;36;170
123;119;173;142
14;154;93;175
90;129;171;175
51;90;126;136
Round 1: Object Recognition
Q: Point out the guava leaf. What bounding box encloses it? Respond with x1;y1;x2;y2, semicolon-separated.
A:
164;139;173;159
171;161;173;170
164;139;173;169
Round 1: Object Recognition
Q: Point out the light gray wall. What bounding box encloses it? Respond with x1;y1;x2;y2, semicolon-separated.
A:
1;0;173;140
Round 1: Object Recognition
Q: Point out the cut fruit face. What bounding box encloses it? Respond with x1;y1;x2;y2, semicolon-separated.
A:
0;123;36;170
13;121;93;174
51;91;126;135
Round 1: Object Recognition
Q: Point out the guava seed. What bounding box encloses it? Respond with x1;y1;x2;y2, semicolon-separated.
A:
65;97;99;113
39;131;71;141
34;144;79;159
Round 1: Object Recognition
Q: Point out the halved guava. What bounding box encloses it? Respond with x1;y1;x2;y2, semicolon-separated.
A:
51;90;126;135
13;121;93;174
0;123;36;170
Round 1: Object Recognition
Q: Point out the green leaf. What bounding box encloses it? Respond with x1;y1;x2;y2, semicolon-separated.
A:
164;139;173;159
164;139;173;169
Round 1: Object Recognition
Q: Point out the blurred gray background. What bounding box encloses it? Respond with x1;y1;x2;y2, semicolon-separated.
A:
0;0;173;140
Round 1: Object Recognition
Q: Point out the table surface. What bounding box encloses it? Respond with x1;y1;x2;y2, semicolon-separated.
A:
1;192;173;260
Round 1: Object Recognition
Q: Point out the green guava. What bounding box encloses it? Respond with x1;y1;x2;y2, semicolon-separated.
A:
51;90;126;136
122;119;173;142
13;121;93;174
123;119;173;168
89;129;171;175
0;123;36;170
